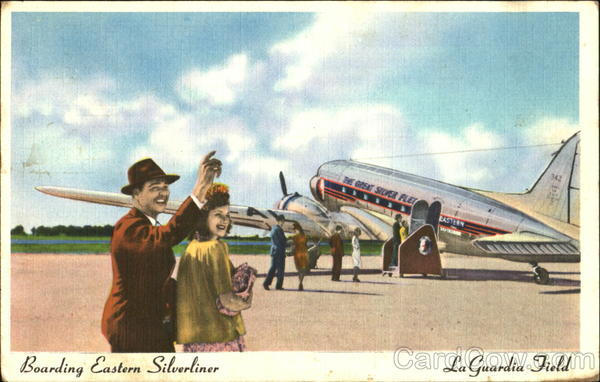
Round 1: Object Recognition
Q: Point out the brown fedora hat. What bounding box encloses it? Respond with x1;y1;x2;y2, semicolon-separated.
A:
121;158;180;195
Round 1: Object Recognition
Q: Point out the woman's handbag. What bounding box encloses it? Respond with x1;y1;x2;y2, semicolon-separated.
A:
217;263;258;314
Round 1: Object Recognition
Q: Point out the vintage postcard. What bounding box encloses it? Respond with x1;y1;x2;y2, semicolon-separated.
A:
1;1;598;381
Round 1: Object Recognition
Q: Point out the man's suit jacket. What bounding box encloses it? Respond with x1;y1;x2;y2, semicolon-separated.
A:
329;233;344;258
101;197;200;352
269;225;286;258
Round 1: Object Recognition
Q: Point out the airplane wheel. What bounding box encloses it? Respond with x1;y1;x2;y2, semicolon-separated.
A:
422;273;427;278
440;270;446;279
533;267;550;285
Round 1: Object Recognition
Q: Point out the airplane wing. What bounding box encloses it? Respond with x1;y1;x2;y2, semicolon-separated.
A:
35;186;331;238
35;186;135;209
338;206;393;241
472;232;580;262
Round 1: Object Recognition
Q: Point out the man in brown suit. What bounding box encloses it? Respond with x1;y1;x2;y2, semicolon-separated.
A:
101;152;221;353
329;225;345;281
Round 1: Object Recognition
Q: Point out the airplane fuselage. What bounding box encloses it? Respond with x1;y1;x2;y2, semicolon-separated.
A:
311;160;578;263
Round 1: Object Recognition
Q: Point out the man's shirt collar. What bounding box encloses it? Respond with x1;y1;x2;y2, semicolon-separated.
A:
142;213;158;226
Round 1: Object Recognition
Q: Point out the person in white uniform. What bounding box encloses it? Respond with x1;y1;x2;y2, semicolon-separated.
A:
351;228;362;282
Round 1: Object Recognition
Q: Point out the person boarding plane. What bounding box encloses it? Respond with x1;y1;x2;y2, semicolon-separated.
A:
36;132;581;284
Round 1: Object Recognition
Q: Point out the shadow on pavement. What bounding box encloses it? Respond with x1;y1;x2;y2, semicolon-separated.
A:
539;288;580;295
336;280;399;285
257;267;580;287
257;268;382;278
275;289;382;296
399;268;580;287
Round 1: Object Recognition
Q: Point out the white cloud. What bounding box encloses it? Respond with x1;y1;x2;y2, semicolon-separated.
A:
11;75;189;177
13;76;116;119
272;109;338;151
274;104;405;153
132;115;261;170
270;107;520;192
269;12;448;98
133;114;202;166
18;123;114;172
177;54;249;106
12;78;118;173
269;103;414;193
129;113;289;216
424;123;506;186
271;10;374;91
219;125;258;162
238;156;289;178
411;118;580;191
506;117;581;191
523;117;579;144
62;92;178;128
13;75;179;135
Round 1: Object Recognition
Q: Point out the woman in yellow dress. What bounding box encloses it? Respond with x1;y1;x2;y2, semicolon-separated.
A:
176;183;251;352
292;222;309;291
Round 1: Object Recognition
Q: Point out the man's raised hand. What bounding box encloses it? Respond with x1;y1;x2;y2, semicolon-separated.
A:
194;150;222;201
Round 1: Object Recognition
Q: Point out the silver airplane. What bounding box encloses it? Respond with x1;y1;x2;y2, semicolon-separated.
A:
36;132;580;284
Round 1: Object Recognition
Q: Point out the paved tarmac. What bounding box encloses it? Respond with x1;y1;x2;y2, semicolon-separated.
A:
10;252;579;352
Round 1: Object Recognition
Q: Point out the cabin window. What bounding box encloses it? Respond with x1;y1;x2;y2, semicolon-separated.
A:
388;202;392;208
342;187;346;192
376;198;380;204
363;194;368;200
353;190;356;196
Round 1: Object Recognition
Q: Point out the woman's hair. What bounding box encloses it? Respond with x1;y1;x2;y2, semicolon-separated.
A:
292;222;304;234
190;183;232;241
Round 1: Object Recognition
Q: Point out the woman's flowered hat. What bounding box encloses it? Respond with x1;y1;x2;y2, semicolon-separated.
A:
206;182;229;199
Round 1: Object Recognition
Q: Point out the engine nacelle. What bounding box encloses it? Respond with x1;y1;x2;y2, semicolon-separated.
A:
275;193;329;219
310;176;325;202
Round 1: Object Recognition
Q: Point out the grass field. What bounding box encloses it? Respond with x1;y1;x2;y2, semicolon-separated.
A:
11;235;111;241
11;235;383;255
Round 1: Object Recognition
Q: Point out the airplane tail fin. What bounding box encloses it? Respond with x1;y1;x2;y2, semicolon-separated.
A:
521;131;580;226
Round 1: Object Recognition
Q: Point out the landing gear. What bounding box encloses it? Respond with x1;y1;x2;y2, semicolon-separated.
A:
531;263;550;285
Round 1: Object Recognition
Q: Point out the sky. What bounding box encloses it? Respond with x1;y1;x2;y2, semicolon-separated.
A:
9;11;580;234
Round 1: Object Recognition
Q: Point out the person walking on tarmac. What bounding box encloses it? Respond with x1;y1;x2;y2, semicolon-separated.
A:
351;228;362;282
291;222;310;291
263;215;287;290
329;226;344;281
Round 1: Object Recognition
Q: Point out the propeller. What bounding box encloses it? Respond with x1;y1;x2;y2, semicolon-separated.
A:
279;171;288;196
